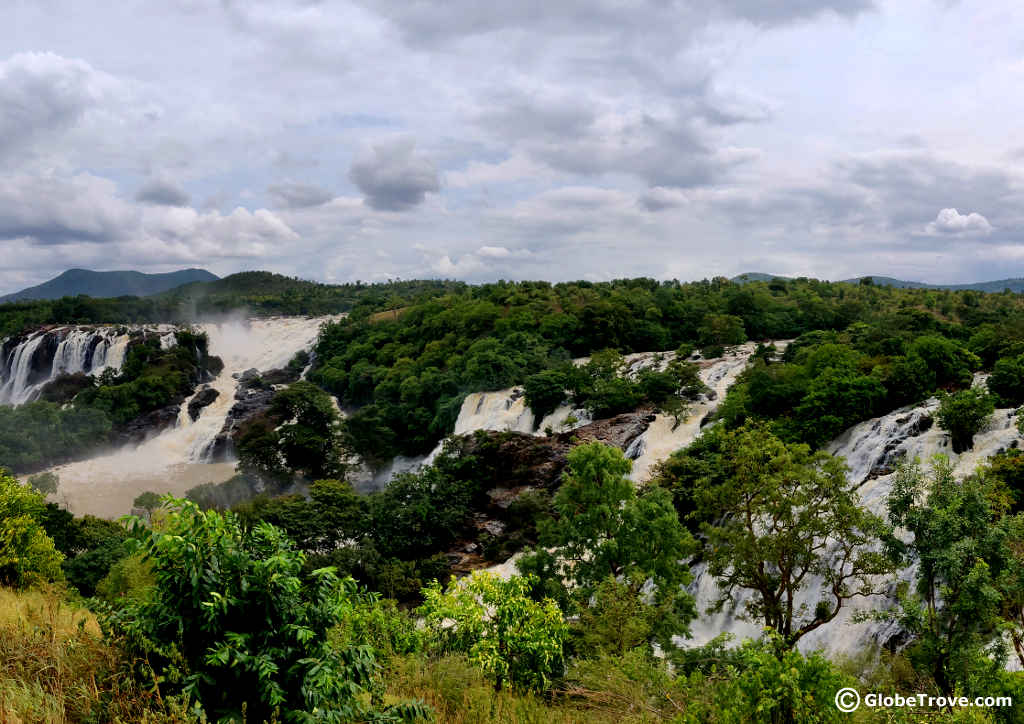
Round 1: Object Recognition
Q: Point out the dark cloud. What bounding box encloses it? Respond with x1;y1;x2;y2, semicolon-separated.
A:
838;154;1018;236
349;139;440;211
135;180;191;207
714;0;873;24
268;182;334;208
639;187;688;212
0;52;110;159
0;173;126;246
359;0;873;46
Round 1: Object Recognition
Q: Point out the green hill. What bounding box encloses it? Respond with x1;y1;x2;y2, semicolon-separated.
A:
0;268;218;302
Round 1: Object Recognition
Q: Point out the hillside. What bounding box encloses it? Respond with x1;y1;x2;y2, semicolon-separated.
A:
733;271;1024;292
0;268;218;303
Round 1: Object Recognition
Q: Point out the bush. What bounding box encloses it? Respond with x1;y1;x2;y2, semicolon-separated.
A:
419;572;567;692
0;471;63;588
523;369;569;426
103;498;427;722
988;354;1024;406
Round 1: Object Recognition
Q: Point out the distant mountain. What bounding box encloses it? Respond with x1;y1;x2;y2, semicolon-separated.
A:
0;268;219;303
732;272;1024;293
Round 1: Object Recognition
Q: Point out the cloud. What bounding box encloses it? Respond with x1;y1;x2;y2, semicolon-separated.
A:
267;182;334;208
135;180;191;207
0;172;129;245
0;52;119;159
925;207;994;235
0;169;297;266
349;139;440;211
639;187;689;212
360;0;873;47
477;245;511;258
432;253;486;276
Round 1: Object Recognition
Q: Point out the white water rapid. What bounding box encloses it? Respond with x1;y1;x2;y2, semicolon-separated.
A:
40;317;335;518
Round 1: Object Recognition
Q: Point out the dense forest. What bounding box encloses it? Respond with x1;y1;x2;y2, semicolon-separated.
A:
4;274;1024;722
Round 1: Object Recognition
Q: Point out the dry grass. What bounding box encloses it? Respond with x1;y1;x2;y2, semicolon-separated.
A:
368;307;409;324
0;586;197;724
382;654;674;724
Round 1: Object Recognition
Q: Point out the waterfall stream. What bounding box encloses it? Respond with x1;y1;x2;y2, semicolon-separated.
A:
22;317;334;518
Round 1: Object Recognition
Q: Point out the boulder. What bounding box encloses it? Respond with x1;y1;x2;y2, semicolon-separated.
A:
187;386;220;421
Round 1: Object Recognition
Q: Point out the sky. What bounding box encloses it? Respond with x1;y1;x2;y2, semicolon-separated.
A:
2;0;1023;293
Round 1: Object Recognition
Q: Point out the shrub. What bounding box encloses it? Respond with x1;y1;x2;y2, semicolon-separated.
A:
419;572;567;692
0;471;63;588
103;497;427;722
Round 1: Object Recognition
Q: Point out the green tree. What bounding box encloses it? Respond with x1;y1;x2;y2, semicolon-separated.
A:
698;313;746;348
104;497;426;722
519;442;697;649
523;368;568;427
0;470;63;588
132;490;163;512
271;380;346;480
418;572;567;692
697;424;897;649
988;354;1024;407
887;457;1011;696
936;388;995;454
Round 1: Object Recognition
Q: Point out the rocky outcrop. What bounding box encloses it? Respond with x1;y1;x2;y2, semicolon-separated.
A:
436;408;658;572
187;386;220;421
457;407;656;493
205;369;278;461
111;404;181;446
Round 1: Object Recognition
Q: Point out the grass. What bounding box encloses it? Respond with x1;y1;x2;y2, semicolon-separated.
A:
0;586;196;724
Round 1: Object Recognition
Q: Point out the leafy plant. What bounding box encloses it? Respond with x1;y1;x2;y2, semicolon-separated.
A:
418;572;567;692
103;497;427;722
0;471;63;588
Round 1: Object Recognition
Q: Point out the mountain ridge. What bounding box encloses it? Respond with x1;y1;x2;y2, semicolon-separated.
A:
732;272;1024;292
0;268;219;303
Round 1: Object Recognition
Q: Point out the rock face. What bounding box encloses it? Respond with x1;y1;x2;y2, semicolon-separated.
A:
187;386;220;421
111;404;181;446
457;407;656;493
205;371;278;461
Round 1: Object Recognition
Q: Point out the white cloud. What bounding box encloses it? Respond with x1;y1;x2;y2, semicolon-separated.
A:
924;207;994;235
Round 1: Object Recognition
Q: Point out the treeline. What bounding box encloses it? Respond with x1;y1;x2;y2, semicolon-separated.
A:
0;271;464;338
311;276;1024;465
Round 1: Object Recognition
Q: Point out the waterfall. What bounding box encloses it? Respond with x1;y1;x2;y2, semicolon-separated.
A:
626;341;789;482
682;387;1022;660
33;316;337;518
0;326;162;405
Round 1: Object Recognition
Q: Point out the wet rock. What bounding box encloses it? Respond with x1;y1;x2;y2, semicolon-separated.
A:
187;386;220;421
112;404;181;446
206;368;285;461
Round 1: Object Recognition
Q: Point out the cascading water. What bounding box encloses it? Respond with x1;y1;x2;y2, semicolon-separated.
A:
0;326;169;405
37;316;336;518
365;343;784;491
626;342;788;481
682;384;1022;660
